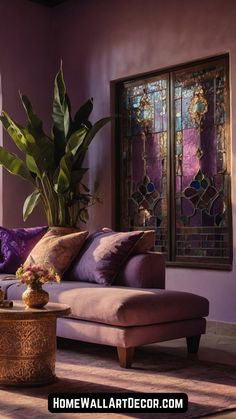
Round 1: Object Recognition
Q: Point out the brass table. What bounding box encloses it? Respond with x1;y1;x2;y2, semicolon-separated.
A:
0;301;71;386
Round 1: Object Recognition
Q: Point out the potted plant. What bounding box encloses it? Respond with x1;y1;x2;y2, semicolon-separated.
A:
0;64;111;227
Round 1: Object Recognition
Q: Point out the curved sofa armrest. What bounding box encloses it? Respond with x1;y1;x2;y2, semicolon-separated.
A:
115;252;165;289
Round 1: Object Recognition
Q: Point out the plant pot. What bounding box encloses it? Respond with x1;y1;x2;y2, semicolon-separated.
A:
48;226;80;235
22;283;49;309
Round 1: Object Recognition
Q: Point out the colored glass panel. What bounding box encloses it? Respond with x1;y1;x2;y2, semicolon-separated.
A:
174;59;231;261
117;55;231;268
119;75;169;254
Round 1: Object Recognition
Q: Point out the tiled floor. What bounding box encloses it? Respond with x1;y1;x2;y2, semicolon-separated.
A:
156;333;236;418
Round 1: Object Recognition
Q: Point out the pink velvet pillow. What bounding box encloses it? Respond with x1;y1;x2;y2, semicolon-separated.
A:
69;229;144;285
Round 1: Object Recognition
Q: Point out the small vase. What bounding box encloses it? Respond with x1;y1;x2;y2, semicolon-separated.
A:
22;283;49;309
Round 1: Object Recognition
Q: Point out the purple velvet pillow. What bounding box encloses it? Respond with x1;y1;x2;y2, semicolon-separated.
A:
0;226;48;274
69;229;144;285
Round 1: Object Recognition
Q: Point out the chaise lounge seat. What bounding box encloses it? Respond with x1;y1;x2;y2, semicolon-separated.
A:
4;252;209;368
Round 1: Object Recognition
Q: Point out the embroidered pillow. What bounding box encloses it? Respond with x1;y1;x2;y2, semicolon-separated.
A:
69;229;144;285
0;226;48;274
25;227;89;277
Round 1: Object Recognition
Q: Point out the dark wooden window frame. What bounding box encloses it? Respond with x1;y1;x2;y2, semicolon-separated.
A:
113;54;232;270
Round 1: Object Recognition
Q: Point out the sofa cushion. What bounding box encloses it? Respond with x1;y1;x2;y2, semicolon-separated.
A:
69;229;144;285
6;281;209;327
62;288;209;326
0;274;19;297
115;252;165;288
0;226;48;274
24;227;89;276
97;228;156;254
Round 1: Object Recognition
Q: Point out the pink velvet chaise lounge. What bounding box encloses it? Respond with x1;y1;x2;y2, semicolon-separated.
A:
2;251;209;368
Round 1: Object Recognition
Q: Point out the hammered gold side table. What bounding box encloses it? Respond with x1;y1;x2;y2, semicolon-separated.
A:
0;301;71;386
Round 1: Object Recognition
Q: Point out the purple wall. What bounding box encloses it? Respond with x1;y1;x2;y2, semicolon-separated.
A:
0;72;2;224
52;0;236;323
0;0;235;322
0;0;53;228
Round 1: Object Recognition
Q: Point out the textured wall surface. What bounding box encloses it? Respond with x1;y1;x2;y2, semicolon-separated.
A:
0;0;235;321
52;0;236;322
0;0;53;228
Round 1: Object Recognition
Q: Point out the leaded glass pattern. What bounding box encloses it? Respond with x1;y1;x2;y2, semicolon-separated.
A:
116;55;232;268
119;75;169;253
174;60;231;262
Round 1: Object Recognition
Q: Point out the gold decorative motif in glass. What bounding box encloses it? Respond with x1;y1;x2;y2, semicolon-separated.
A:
189;85;208;130
189;85;208;161
136;89;152;134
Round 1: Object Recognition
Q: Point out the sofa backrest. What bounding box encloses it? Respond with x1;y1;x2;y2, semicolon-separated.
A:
115;252;165;289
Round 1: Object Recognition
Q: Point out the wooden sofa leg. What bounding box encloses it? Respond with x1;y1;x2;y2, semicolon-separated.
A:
186;335;201;354
117;347;135;368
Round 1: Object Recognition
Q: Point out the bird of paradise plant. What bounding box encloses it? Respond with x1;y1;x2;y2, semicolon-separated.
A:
0;64;111;227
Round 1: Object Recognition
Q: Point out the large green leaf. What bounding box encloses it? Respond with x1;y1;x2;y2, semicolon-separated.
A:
72;117;112;169
54;152;73;194
20;127;47;176
65;93;72;119
26;155;40;177
0;112;29;153
70;168;88;187
0;146;32;182
23;190;41;221
83;117;112;149
20;94;54;169
71;148;87;172
65;126;88;156
20;93;43;135
52;64;70;149
0;112;47;176
71;98;93;134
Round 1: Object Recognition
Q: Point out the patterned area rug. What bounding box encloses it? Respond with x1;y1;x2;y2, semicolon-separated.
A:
0;341;236;419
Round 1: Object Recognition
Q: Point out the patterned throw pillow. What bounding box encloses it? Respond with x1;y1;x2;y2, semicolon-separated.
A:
24;227;89;277
68;229;144;285
0;226;48;274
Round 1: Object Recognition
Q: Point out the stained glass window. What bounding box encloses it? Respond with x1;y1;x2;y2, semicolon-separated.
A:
118;75;169;253
116;56;232;269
